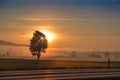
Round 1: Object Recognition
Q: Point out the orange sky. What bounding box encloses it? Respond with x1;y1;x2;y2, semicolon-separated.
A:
0;0;120;57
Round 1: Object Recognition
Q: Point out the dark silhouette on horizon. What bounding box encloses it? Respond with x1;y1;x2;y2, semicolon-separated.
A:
0;40;28;47
30;30;48;60
104;52;111;68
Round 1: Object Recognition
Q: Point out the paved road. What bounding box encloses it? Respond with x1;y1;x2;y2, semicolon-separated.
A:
0;69;120;80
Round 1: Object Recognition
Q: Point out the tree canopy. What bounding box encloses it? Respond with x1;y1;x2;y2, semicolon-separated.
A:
30;30;48;60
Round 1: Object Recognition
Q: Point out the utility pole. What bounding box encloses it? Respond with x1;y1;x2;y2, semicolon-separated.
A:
108;58;110;68
104;52;110;68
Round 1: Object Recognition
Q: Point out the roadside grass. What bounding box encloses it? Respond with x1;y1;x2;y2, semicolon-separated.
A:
0;58;120;71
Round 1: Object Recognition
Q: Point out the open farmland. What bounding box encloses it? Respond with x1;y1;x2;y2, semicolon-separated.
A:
0;58;120;71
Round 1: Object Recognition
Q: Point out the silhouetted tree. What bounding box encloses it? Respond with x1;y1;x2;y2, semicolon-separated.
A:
6;52;9;56
30;30;48;60
88;52;102;58
70;51;77;57
115;52;119;58
104;52;110;58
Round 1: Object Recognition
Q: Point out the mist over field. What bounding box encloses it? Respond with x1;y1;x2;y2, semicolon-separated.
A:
0;0;120;70
0;45;120;62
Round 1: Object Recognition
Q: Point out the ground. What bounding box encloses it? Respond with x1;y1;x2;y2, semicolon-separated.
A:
0;58;120;71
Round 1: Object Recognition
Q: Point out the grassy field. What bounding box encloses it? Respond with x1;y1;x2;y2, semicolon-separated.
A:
0;58;120;71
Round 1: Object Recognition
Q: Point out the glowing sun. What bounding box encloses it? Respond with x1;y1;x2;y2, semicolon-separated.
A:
41;30;56;42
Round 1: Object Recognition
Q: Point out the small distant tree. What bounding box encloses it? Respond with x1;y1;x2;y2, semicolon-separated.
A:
6;52;9;56
70;51;77;57
115;53;119;58
30;30;48;60
104;52;110;58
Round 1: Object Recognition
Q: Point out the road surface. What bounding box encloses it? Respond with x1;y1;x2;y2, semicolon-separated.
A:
0;69;120;80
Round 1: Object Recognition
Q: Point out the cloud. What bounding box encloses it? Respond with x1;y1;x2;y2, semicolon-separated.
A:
17;17;73;21
17;17;120;22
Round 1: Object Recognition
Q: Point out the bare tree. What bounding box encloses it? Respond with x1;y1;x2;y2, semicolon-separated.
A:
30;30;48;60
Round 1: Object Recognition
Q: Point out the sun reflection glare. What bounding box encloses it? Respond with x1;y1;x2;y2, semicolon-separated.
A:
41;30;56;42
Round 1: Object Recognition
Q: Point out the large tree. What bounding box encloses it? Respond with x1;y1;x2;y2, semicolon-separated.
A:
30;30;48;60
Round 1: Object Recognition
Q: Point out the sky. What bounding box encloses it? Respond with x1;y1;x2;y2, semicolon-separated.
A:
0;0;120;56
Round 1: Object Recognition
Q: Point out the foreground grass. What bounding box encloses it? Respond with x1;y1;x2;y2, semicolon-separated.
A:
0;58;120;71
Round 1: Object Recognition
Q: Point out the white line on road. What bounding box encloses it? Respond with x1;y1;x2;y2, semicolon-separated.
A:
0;69;120;80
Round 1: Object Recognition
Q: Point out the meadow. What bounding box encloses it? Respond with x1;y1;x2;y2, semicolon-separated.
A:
0;58;120;71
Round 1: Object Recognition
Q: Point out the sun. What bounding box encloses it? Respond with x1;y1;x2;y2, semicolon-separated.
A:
41;30;56;42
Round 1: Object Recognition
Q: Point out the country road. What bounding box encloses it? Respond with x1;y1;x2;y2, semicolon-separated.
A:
0;69;120;80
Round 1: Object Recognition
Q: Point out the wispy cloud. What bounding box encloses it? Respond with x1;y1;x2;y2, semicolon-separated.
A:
17;17;119;22
17;17;73;21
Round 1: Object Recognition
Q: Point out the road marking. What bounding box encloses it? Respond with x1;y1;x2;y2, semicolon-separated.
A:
0;69;120;80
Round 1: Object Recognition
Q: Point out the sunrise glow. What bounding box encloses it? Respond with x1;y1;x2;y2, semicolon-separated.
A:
41;30;56;42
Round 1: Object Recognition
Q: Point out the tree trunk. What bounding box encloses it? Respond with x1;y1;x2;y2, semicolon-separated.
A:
37;52;41;61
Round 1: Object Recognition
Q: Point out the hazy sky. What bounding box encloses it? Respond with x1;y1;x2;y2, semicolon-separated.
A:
0;0;120;56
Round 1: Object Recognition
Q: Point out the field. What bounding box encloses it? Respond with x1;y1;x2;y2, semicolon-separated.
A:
0;58;120;71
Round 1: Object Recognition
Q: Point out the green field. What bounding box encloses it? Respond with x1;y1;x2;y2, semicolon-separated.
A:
0;58;120;71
